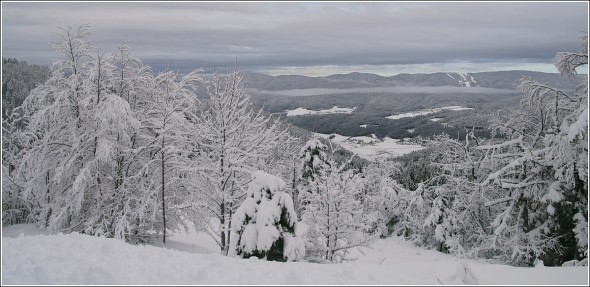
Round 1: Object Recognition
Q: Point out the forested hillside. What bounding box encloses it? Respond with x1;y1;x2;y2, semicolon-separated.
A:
2;58;50;119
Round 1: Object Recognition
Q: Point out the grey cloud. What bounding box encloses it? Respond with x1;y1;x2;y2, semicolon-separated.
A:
2;2;587;74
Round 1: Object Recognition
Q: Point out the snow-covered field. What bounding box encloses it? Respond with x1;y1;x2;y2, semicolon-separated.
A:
314;132;425;161
2;224;587;285
386;105;473;120
286;106;356;116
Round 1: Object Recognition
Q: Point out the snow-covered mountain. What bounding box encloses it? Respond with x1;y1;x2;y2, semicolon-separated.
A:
244;70;585;91
244;70;586;141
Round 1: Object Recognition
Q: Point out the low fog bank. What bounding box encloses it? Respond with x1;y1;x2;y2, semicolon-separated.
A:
248;86;519;97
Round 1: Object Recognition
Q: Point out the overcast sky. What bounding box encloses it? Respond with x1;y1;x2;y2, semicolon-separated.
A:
2;2;588;76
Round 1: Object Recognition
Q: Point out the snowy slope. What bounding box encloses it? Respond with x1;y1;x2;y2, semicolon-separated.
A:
286;106;356;116
314;132;425;161
3;224;587;285
386;105;473;120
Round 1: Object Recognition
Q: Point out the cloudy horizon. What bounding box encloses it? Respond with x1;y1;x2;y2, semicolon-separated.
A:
2;1;588;76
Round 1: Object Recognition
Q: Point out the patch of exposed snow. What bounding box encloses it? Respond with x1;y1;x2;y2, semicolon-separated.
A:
430;118;444;122
386;106;473;120
386;110;439;120
286;106;356;116
314;133;425;161
459;73;471;87
446;106;473;111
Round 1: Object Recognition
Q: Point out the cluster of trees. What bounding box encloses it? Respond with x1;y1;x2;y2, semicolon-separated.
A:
2;57;50;119
362;35;588;267
1;25;378;263
1;25;297;250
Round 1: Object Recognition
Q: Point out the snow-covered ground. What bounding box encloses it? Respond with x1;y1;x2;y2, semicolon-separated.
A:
386;105;473;120
459;73;471;87
2;224;587;285
314;132;425;161
359;124;379;129
446;73;477;87
286;106;356;116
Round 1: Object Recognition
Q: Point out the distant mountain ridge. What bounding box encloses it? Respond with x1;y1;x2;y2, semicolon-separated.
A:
244;70;586;91
242;69;587;141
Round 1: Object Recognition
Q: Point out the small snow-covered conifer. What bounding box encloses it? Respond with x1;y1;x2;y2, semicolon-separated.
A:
230;170;305;262
296;138;331;216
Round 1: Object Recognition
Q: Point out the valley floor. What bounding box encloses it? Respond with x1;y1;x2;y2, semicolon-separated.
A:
2;224;588;285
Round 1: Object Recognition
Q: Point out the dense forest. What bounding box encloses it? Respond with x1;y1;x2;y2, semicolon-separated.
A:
2;58;50;119
2;25;587;266
251;90;517;139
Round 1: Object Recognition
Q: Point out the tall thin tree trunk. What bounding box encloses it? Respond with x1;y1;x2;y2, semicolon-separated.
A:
220;201;225;253
326;202;331;261
161;137;166;244
220;146;227;254
226;179;235;255
227;206;233;255
292;161;299;218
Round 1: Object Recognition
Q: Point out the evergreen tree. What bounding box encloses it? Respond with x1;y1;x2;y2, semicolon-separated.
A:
1;57;50;119
296;138;331;217
230;170;305;262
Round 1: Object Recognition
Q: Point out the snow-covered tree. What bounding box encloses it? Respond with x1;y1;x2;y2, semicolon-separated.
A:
2;107;33;225
365;161;433;246
398;182;432;244
360;160;404;237
422;133;494;257
10;25;165;242
15;24;98;231
2;25;203;245
86;43;164;244
302;154;376;263
190;70;291;254
137;69;201;243
229;170;305;262
477;34;588;265
296;138;331;217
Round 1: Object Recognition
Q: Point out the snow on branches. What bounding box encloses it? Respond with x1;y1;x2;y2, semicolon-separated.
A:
230;170;304;262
